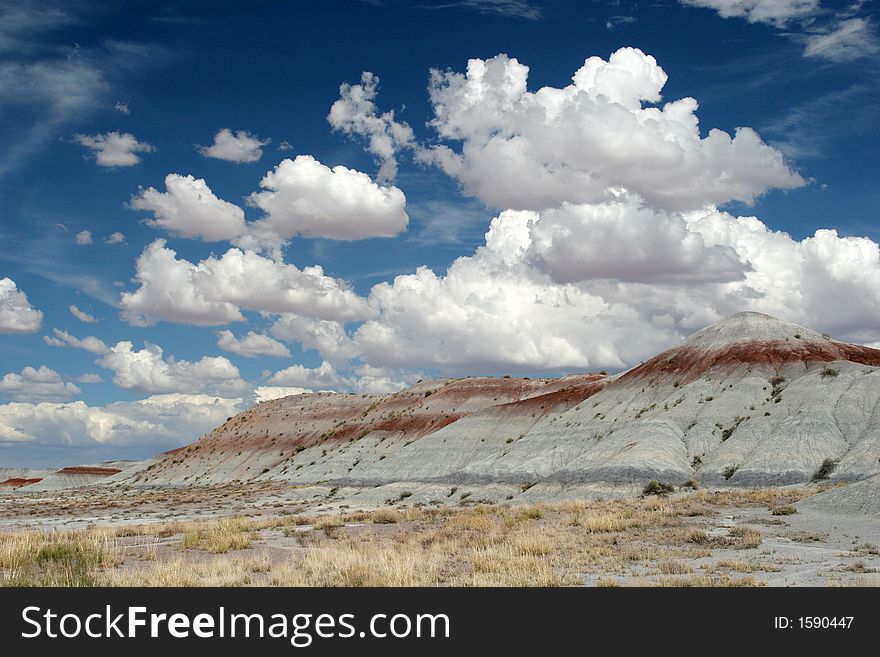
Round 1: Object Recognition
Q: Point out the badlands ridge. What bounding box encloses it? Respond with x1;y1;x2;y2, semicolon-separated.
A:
5;312;880;507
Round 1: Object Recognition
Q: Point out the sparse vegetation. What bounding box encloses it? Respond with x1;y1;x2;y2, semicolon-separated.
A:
769;375;785;401
181;518;253;553
722;465;739;480
770;505;797;516
0;485;831;588
812;458;838;481
642;480;675;497
820;367;839;379
721;416;747;441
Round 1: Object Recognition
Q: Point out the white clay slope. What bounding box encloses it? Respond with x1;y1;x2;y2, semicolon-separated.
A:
113;313;880;490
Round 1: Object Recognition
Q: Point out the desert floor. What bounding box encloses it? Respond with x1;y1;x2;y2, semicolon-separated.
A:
1;484;878;586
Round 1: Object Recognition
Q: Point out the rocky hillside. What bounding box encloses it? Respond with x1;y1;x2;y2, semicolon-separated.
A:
115;312;880;492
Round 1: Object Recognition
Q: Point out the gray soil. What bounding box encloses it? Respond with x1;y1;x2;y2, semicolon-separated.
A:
581;502;880;587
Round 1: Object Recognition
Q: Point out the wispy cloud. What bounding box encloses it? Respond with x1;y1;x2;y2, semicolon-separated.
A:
428;0;543;19
679;0;880;62
0;2;171;177
605;15;637;30
368;0;543;20
802;17;880;61
0;0;85;53
406;199;494;247
679;0;820;28
762;78;880;160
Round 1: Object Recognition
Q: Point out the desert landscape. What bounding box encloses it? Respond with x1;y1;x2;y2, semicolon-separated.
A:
3;312;879;587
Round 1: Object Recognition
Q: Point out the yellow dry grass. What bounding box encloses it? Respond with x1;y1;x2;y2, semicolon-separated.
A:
1;487;818;587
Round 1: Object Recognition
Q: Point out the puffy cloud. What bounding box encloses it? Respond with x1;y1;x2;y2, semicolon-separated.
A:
0;277;42;334
351;203;880;372
105;231;125;244
266;360;411;394
0;366;80;402
75;230;92;245
130;173;246;241
130;156;407;248
348;364;414;394
418;49;803;212
354;214;647;371
74;131;154;167
277;48;880;373
120;240;371;326
77;373;104;384
268;360;346;389
243;155;408;244
121;241;244;326
216;330;291;358
0;394;241;449
43;329;109;354
803;18;880;62
328;72;415;181
114;101;129;114
679;0;819;27
253;386;312;403
96;340;247;396
525;197;746;284
69;304;96;323
197;128;269;163
269;314;358;364
687;211;880;342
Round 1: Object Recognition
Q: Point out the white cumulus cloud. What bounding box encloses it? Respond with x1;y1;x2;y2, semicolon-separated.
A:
0;278;42;334
253;386;312;403
74;131;154;167
243;155;409;245
0;366;80;402
416;49;804;212
216;330;291;358
120;240;372;327
268;360;347;389
0;394;241;449
269;314;359;364
525;197;746;284
43;329;109;354
350;202;880;372
75;230;92;245
96;340;247;396
328;72;415;181
198;128;270;163
131;173;246;241
130;156;408;248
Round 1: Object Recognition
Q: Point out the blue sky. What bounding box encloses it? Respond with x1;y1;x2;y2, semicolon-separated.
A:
1;0;878;465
